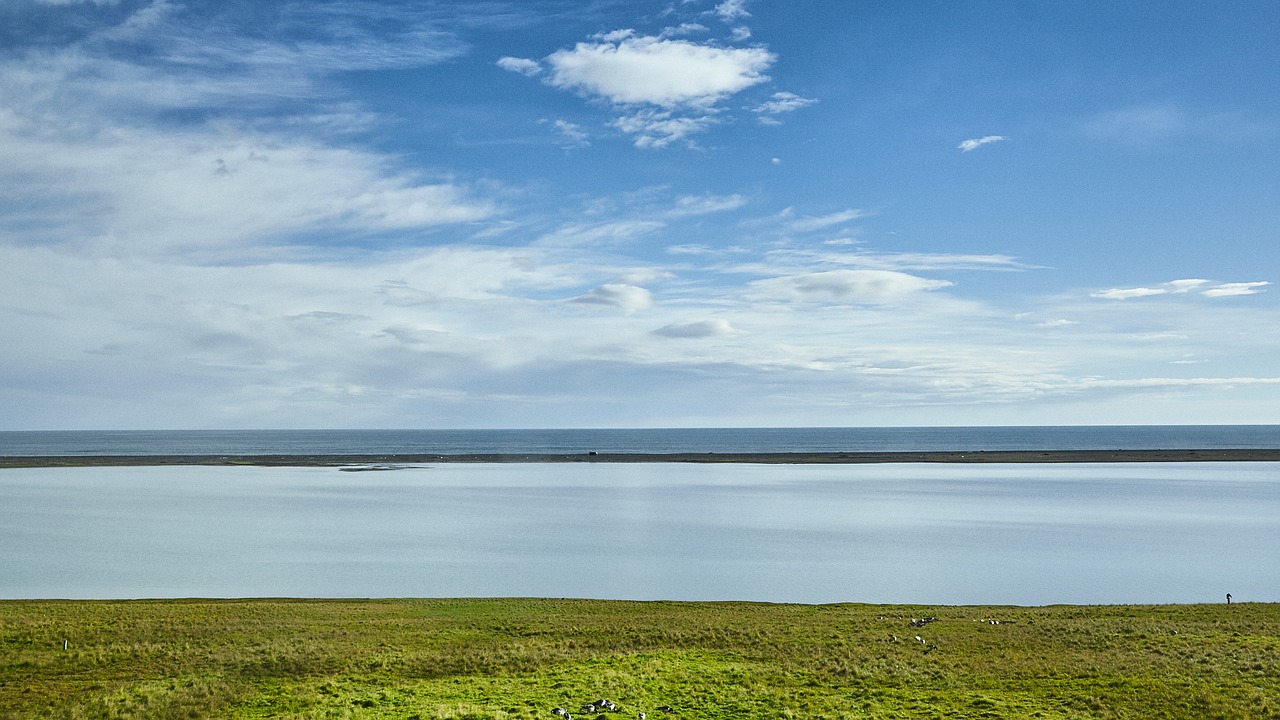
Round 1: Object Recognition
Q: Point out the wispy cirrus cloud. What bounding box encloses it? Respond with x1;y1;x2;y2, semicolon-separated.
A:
0;0;503;258
749;269;953;305
958;135;1006;152
1202;281;1270;297
1092;279;1269;300
753;91;817;125
784;208;870;233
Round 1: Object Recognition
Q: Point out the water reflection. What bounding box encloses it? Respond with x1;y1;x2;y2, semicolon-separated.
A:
1;463;1277;604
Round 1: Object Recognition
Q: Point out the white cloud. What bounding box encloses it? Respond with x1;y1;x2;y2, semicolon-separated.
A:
1203;281;1269;297
0;120;497;253
497;56;543;76
667;193;747;217
536;220;665;247
714;0;751;22
545;34;773;107
1168;278;1210;292
569;283;654;312
611;108;718;148
958;135;1007;152
512;24;779;148
654;319;736;338
1091;287;1169;300
659;22;709;38
787;208;870;233
751;270;953;304
753;91;817;115
1092;279;1270;300
548;119;590;147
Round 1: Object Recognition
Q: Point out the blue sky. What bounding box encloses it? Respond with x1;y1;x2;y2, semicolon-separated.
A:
1;0;1278;429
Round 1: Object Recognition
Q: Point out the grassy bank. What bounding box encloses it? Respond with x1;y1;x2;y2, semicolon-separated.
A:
2;598;1276;719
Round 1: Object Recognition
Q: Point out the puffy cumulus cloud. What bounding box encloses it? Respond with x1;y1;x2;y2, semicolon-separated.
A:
568;282;654;312
546;118;590;147
1092;279;1269;300
497;56;542;76
653;318;736;338
658;22;709;38
611;109;717;148
958;135;1006;152
525;29;775;147
545;33;773;107
751;269;953;304
714;0;751;22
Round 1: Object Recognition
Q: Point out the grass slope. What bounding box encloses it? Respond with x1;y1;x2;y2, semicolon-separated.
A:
2;599;1277;719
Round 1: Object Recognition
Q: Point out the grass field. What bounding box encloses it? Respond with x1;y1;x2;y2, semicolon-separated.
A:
2;598;1277;719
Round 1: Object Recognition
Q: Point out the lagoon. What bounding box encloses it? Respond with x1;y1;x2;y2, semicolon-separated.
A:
2;462;1277;605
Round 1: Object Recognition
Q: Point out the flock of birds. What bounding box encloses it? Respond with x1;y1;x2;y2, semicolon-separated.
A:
887;616;940;654
551;700;675;720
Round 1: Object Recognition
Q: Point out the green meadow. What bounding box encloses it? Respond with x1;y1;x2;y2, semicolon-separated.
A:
2;598;1276;719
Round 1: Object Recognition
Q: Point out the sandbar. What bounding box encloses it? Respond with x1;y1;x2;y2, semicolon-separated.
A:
2;448;1279;468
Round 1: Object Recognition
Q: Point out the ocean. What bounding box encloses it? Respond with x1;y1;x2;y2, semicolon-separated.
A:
3;425;1278;456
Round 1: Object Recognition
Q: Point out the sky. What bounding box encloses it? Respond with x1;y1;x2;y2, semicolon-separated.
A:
1;0;1278;430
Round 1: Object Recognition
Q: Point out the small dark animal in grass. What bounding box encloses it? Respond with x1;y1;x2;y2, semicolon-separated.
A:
657;706;674;714
923;644;938;655
553;709;568;717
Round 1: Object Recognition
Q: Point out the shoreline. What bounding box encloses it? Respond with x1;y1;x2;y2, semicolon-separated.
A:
3;448;1280;468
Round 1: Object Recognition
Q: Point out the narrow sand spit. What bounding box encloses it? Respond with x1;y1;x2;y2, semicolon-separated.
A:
3;448;1279;468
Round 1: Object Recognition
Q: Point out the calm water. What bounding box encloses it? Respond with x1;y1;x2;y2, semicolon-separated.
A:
2;462;1277;604
2;425;1279;456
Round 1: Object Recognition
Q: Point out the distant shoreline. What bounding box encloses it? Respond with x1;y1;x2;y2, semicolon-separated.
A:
3;448;1280;468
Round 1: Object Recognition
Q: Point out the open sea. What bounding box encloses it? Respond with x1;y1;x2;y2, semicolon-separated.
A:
3;425;1279;456
2;427;1278;605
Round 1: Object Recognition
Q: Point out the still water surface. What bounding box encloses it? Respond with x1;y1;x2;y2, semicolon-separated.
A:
2;463;1277;604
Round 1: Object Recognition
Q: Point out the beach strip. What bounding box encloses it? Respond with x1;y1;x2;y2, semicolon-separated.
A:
3;448;1280;468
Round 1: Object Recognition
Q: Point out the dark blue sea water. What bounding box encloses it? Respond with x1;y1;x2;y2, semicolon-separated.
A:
2;426;1277;456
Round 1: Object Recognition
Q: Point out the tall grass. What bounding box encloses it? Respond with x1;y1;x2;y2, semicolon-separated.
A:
2;599;1277;719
